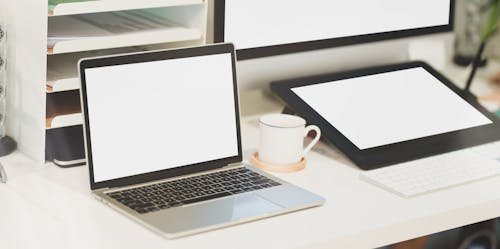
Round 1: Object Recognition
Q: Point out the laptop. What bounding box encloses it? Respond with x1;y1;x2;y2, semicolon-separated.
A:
78;43;325;239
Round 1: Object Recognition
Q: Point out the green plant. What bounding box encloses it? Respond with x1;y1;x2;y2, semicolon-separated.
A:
464;0;500;91
481;0;500;42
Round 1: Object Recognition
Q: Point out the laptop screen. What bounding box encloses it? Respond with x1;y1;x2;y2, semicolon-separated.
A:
83;51;239;183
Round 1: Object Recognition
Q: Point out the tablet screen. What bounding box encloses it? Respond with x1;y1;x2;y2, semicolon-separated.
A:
292;67;492;150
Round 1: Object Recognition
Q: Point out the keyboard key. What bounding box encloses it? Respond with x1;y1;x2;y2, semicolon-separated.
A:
123;200;142;206
182;192;232;205
131;203;154;209
213;188;225;193
254;179;270;185
250;176;265;181
242;183;252;187
269;181;280;186
118;197;134;203
173;196;184;201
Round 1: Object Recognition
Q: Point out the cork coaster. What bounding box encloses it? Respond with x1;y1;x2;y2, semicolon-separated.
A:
251;152;306;173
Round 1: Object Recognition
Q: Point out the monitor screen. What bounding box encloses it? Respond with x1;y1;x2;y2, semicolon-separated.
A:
215;0;453;59
83;52;239;183
291;67;492;150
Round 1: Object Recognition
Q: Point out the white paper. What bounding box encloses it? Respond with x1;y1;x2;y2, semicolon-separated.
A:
48;10;178;48
292;67;492;150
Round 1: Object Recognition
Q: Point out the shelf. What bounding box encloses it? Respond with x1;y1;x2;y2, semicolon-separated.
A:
48;27;200;54
46;90;82;129
47;78;80;93
47;47;144;92
49;0;204;16
47;52;80;92
49;27;201;54
47;10;203;55
47;113;83;129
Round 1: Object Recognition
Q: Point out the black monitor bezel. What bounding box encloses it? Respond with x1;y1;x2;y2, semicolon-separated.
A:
270;61;500;170
214;0;455;60
79;43;242;190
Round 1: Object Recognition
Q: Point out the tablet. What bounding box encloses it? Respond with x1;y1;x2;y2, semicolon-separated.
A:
271;61;500;170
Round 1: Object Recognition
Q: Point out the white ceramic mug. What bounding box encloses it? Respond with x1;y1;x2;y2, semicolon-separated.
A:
258;114;321;165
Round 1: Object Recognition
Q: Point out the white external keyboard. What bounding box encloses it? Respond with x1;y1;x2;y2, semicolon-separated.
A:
360;142;500;197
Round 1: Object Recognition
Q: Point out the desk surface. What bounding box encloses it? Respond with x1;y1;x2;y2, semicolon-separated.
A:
2;52;500;249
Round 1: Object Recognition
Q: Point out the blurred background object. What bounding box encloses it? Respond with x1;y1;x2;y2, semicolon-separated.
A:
453;0;493;66
0;22;17;156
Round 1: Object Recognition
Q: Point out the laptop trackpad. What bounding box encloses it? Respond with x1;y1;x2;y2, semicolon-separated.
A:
231;194;283;220
145;193;283;235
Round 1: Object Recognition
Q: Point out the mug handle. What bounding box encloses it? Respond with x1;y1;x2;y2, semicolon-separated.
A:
302;125;321;157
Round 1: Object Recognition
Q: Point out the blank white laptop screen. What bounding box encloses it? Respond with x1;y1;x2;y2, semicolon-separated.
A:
292;67;492;150
84;53;239;183
224;0;451;50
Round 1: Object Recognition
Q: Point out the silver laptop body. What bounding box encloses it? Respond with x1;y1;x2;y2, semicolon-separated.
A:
78;43;325;239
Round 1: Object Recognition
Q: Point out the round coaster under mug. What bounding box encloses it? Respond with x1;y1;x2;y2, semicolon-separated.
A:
251;152;306;173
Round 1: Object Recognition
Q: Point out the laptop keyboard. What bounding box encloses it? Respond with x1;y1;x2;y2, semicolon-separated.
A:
106;167;281;214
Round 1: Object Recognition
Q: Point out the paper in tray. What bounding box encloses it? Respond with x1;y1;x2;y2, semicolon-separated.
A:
48;9;180;48
48;0;95;12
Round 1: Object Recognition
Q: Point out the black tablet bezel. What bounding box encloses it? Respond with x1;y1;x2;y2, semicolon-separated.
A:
271;61;500;170
79;43;242;190
214;0;455;60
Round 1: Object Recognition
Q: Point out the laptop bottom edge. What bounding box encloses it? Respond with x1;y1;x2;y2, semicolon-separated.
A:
95;186;324;239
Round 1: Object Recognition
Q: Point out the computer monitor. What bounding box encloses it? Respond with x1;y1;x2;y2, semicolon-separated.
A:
213;0;454;91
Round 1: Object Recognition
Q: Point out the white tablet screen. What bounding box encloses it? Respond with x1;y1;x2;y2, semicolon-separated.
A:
292;67;492;150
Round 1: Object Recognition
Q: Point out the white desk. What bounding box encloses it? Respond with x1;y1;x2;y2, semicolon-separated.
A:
2;59;500;249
